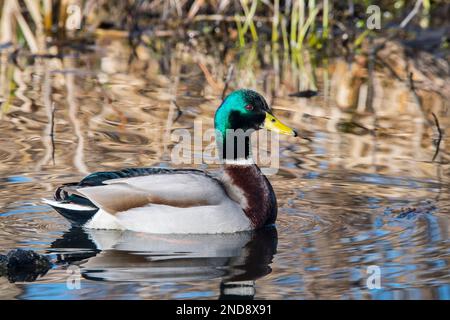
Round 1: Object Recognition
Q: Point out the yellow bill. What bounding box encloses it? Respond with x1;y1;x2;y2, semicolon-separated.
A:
263;112;298;137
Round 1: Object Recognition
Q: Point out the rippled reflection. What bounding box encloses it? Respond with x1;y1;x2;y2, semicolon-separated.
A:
45;226;277;299
0;35;448;299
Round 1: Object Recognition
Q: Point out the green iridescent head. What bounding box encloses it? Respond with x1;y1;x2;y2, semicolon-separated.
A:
214;89;297;160
215;89;297;136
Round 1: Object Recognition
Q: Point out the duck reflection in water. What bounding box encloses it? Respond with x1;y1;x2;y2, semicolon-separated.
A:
50;226;278;299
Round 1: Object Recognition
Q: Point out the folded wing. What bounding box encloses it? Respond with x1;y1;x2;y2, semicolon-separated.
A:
77;173;230;215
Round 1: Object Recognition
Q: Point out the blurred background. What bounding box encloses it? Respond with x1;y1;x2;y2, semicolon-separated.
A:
0;0;448;300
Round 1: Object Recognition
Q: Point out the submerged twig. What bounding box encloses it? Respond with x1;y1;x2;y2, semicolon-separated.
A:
431;112;442;162
50;102;56;165
172;100;183;122
408;72;443;162
163;58;181;158
366;40;376;113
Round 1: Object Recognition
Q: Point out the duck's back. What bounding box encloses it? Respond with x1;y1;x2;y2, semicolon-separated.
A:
45;168;252;234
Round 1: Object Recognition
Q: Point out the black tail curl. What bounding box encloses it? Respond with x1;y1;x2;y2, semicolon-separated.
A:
54;182;79;201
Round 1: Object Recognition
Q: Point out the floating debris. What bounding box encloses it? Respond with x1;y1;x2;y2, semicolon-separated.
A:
288;90;318;98
389;204;437;219
0;249;52;283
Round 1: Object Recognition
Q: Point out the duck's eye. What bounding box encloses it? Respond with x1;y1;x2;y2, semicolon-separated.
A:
245;105;254;111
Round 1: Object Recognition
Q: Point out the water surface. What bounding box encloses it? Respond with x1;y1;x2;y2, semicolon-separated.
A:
0;37;448;299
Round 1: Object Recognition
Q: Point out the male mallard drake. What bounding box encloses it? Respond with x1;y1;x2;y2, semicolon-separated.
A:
44;89;297;234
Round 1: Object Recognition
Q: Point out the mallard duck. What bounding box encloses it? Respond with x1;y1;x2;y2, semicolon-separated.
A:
44;89;297;234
